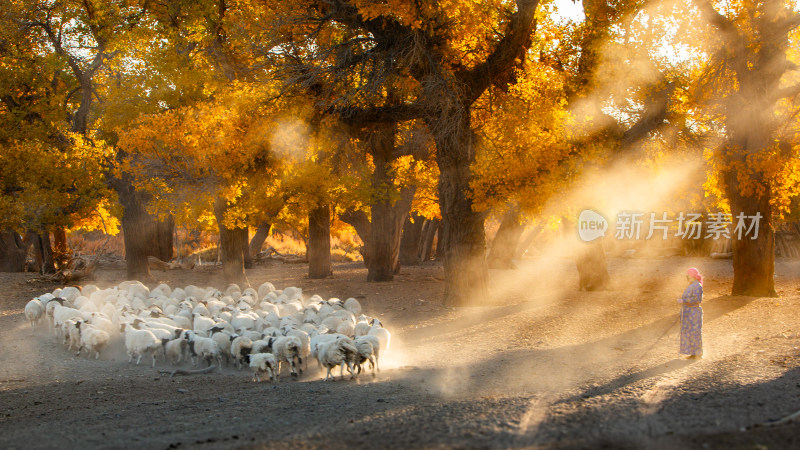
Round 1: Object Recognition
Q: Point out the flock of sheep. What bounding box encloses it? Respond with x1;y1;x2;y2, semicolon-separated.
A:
23;280;391;382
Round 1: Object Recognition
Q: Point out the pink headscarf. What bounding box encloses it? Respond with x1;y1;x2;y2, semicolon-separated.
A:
687;267;703;285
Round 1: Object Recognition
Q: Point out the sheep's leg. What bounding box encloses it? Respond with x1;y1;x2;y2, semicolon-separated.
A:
128;351;134;363
95;350;100;360
151;352;157;368
369;356;376;377
136;353;143;365
325;366;332;381
290;358;298;378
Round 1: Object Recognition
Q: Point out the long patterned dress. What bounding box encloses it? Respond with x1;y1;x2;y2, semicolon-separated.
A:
679;281;703;356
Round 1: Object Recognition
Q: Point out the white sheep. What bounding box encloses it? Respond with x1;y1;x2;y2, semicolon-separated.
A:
86;313;118;335
310;333;340;367
164;337;188;365
316;337;358;381
230;335;253;370
344;297;362;316
121;323;162;367
368;319;391;353
53;304;84;338
45;298;66;329
183;330;222;367
251;338;272;354
354;316;371;337
77;323;109;359
271;335;303;378
65;319;82;350
192;313;215;335
24;299;45;328
248;353;278;383
231;311;257;333
211;330;235;366
60;286;81;303
257;282;275;300
354;335;381;376
283;327;311;369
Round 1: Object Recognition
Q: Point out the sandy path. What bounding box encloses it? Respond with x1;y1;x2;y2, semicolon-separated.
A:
1;257;800;448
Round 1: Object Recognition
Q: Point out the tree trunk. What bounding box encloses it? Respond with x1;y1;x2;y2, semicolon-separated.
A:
420;218;440;262
214;198;249;287
434;221;444;261
117;183;152;281
0;231;27;272
26;230;56;274
487;206;525;270
430;109;489;306
153;215;175;262
308;204;332;279
52;227;69;270
249;221;272;256
515;225;543;260
340;208;371;266
576;240;611;291
726;176;777;297
365;123;415;281
239;227;253;269
399;213;425;266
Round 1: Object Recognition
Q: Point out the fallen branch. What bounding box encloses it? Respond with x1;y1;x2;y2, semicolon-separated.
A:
256;246;307;264
749;407;800;429
158;365;216;378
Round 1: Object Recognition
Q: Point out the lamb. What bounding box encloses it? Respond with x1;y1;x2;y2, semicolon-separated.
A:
65;319;83;350
271;335;303;378
24;299;45;328
183;330;222;367
121;323;162;367
230;335;253;370
316;337;358;381
77;323;110;359
247;352;278;383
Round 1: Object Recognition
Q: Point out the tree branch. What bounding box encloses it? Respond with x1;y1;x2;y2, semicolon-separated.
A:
459;0;541;104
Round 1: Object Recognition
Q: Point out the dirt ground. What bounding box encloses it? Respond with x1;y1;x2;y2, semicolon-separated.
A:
2;255;800;449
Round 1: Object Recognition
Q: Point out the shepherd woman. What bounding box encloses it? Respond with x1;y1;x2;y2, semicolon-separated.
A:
678;267;704;358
